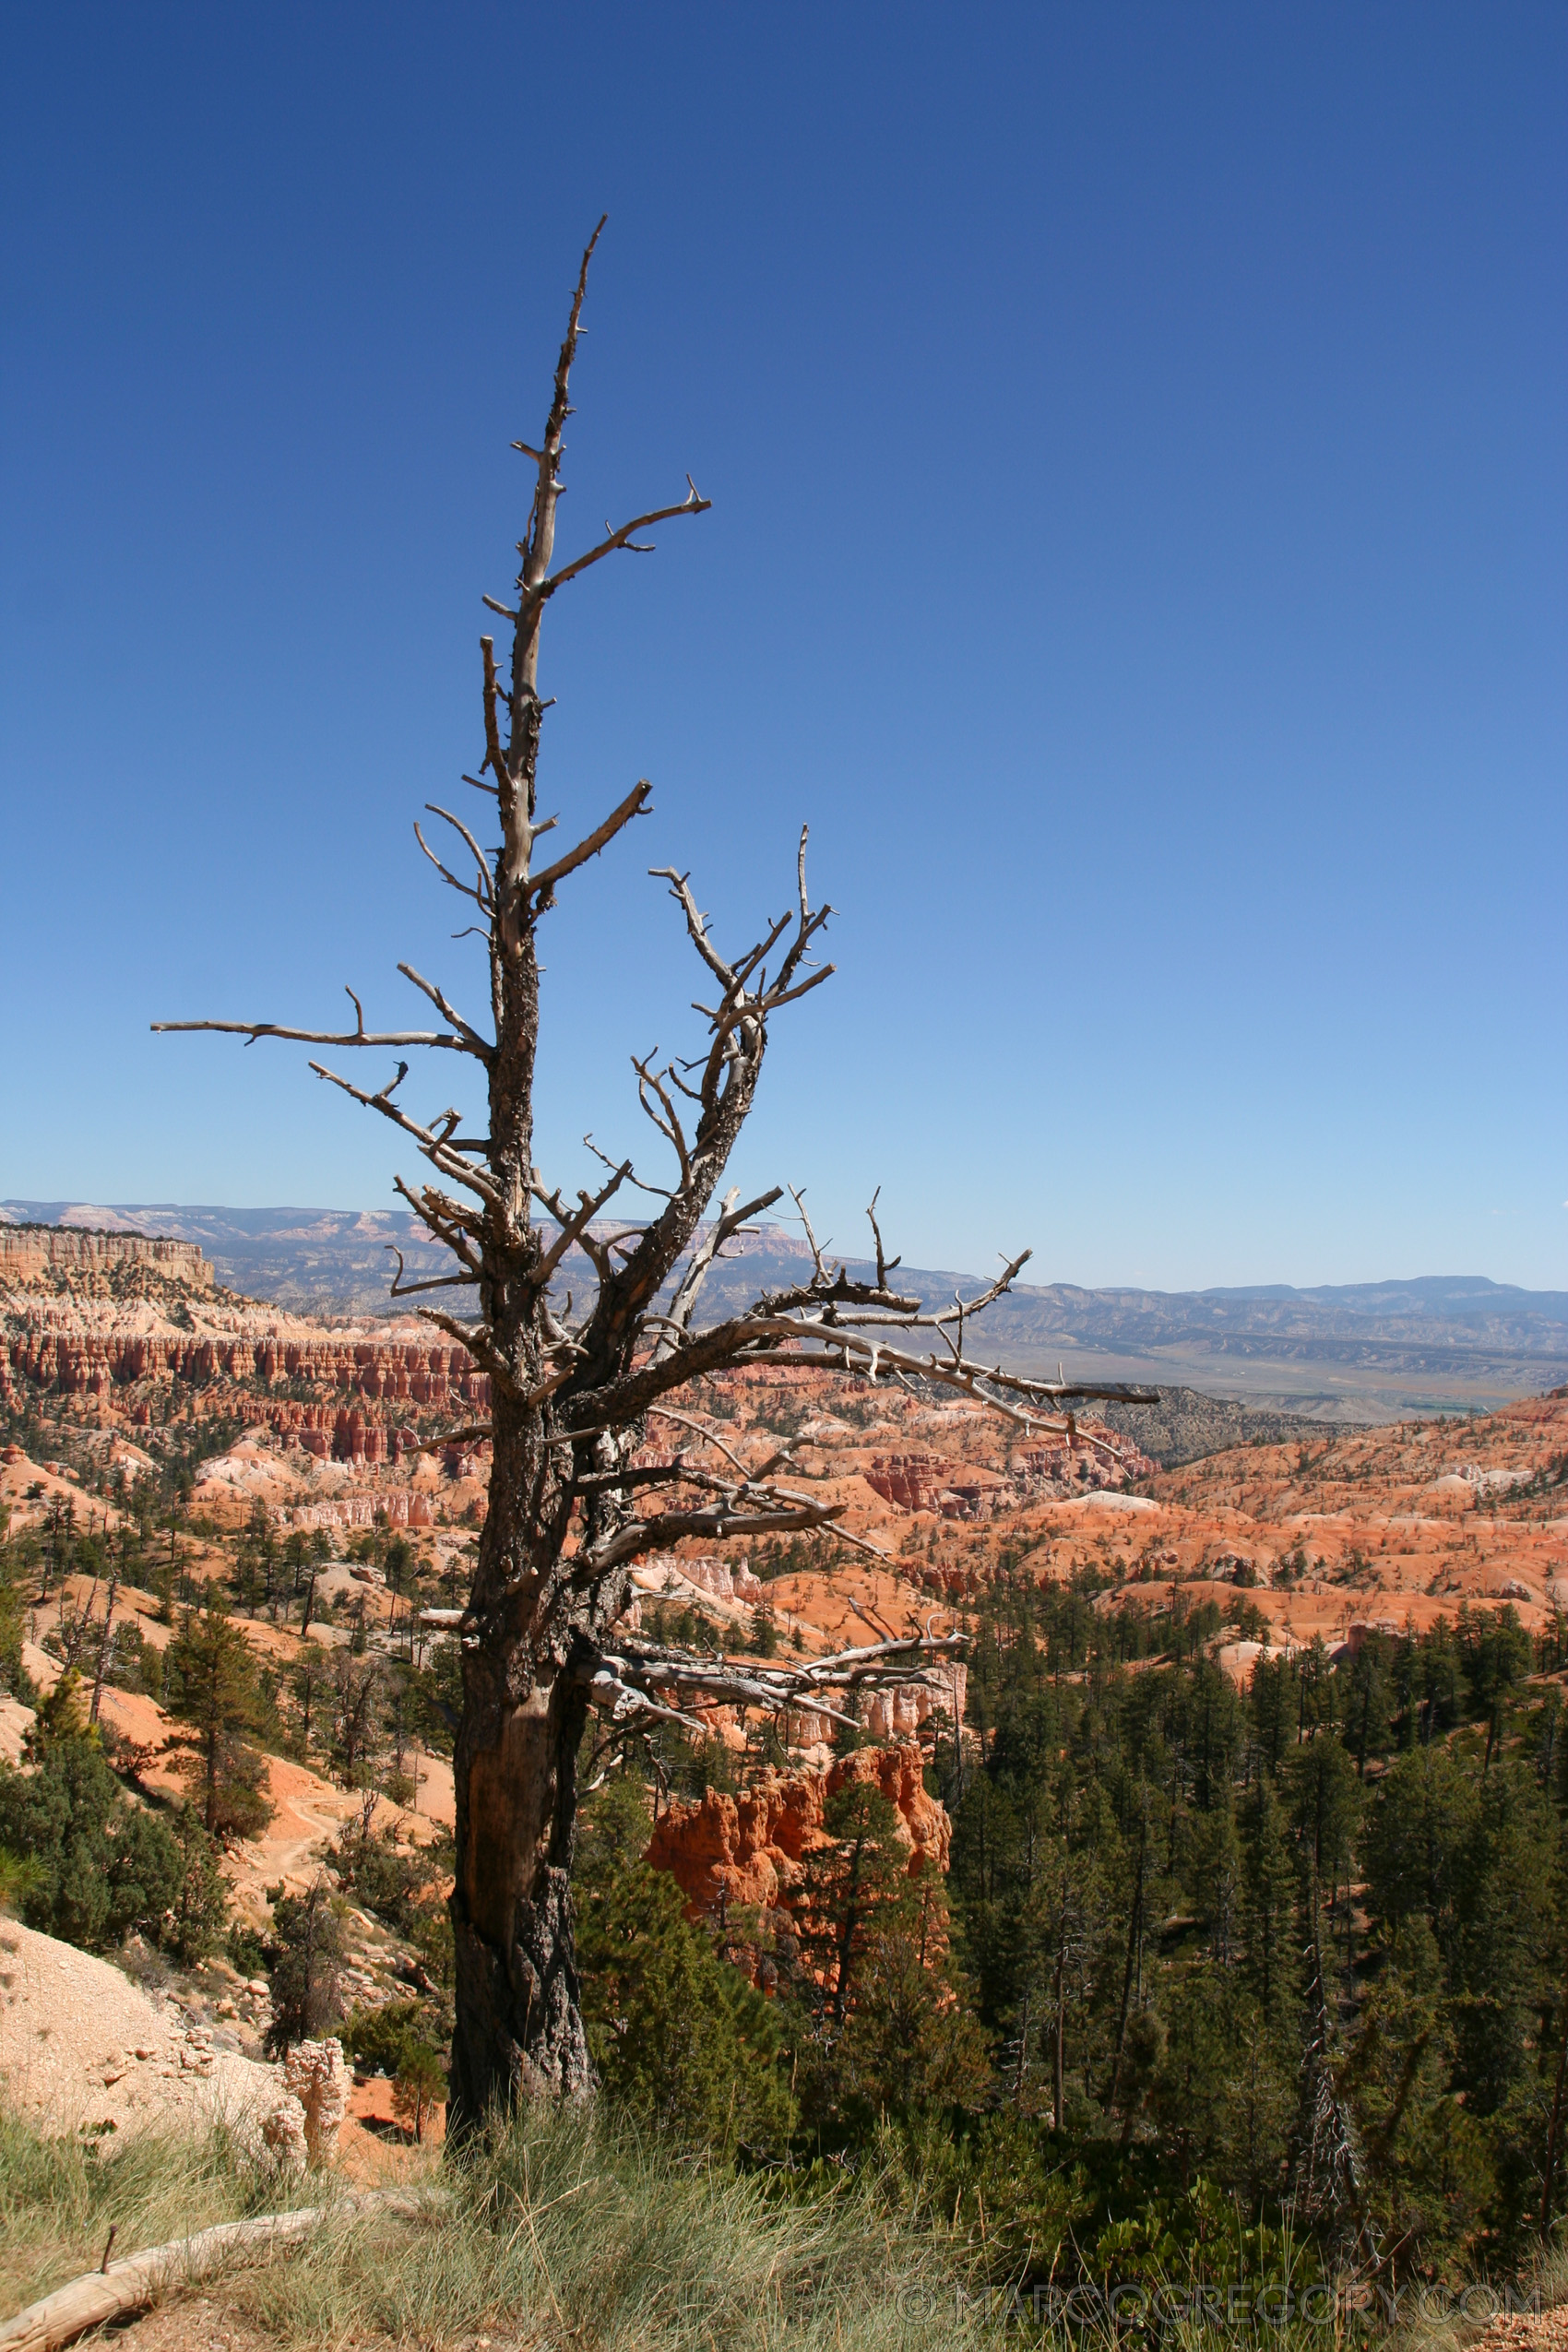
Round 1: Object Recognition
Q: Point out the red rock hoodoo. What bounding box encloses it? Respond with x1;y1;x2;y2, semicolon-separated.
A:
643;1741;950;1922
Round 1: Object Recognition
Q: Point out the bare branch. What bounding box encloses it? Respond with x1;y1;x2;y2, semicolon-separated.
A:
308;1061;501;1205
647;1402;777;1483
771;826;835;996
528;780;653;909
149;1016;477;1054
397;964;493;1062
790;1185;830;1284
568;1308;1159;1439
729;912;793;993
479;635;508;790
386;1245;480;1298
580;1630;968;1737
413;820;488;908
585;1666;709;1736
391;1175;488;1265
658;1184;785;1355
400;1425;493;1455
760;964;836;1014
424;803;495;905
648;866;738;992
416;1306;513;1391
576;1492;849;1580
630;1051;692;1186
536;483;710;601
531;1161;631;1288
583;1132;673;1201
865;1186;900;1291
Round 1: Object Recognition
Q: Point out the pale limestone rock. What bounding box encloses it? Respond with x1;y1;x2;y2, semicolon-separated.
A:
282;2037;350;2165
261;2092;309;2172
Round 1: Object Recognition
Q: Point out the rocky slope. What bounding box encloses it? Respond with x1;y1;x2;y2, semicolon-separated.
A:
0;1919;279;2143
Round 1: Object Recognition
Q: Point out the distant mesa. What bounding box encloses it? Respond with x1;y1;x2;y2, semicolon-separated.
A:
0;1221;213;1289
0;1213;490;1442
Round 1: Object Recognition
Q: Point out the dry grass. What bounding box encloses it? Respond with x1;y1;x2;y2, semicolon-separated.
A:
1;2101;990;2350
0;2105;303;2314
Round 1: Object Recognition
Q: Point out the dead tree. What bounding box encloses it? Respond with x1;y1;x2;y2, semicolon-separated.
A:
155;221;1157;2132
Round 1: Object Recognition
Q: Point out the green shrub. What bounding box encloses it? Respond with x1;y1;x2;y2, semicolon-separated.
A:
0;1706;184;1953
344;1996;433;2076
226;1919;269;1977
265;1876;347;2054
574;1777;796;2159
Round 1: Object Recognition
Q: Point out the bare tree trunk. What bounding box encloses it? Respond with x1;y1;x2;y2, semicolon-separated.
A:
450;1659;590;2107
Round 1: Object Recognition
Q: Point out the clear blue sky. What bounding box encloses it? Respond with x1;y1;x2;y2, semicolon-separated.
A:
2;3;1562;1291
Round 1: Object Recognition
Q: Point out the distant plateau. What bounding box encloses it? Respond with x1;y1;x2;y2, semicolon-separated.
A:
6;1201;1564;1426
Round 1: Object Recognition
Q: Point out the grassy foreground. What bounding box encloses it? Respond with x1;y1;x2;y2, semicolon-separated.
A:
0;2101;993;2351
11;2097;1558;2352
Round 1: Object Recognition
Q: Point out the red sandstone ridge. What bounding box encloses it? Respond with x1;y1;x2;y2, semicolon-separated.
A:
644;1742;949;1922
3;1327;488;1412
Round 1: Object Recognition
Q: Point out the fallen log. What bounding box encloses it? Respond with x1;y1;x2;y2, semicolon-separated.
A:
0;2187;436;2352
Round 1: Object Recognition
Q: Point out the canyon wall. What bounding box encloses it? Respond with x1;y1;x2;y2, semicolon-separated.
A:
1;1226;212;1289
1;1326;489;1411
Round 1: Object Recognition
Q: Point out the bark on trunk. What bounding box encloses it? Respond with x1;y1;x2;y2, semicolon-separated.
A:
448;1671;589;2122
446;1260;602;2128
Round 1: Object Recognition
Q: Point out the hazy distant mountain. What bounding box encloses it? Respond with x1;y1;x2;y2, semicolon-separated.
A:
5;1201;1564;1420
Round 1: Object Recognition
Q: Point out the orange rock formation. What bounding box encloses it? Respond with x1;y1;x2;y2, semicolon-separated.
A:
644;1741;949;1921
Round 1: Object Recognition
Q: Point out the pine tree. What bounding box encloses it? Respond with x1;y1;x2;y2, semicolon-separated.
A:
827;1868;992;2128
573;1777;795;2156
1021;1837;1108;2132
163;1603;276;1840
330;1650;387;1787
266;1876;347;2054
1280;1730;1361;1889
392;2041;446;2143
164;1803;230;1964
786;1777;912;2030
0;1694;184;1953
1242;1774;1301;2026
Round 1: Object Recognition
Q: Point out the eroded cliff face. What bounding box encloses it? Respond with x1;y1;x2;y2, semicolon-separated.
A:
0;1225;212;1289
1;1229;490;1418
643;1741;950;1922
1;1323;490;1409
